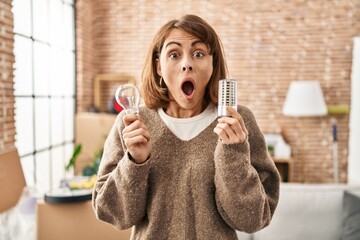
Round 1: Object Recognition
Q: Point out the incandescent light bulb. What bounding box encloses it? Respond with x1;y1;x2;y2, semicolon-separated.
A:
115;83;141;114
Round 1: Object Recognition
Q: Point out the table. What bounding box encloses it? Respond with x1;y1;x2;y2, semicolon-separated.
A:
273;157;294;182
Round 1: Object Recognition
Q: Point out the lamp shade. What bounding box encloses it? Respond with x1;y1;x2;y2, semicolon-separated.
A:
282;80;327;117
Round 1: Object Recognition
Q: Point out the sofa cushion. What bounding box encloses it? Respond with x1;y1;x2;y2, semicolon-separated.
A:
341;191;360;240
253;183;360;240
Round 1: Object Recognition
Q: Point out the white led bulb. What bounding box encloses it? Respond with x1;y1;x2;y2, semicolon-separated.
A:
218;79;237;116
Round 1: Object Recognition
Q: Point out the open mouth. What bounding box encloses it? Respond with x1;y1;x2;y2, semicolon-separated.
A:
181;81;195;96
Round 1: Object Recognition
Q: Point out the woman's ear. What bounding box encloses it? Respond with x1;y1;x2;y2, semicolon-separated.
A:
156;59;162;77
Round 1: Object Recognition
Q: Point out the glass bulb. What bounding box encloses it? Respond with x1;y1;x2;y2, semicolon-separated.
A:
115;83;141;114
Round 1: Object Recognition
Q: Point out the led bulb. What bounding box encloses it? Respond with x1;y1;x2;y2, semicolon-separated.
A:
218;79;237;116
115;84;141;114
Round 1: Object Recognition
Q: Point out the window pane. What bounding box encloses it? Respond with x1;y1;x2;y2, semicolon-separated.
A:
14;35;33;96
51;98;64;145
64;143;74;176
35;98;50;150
49;0;63;48
63;4;75;51
33;0;49;42
51;146;66;189
64;98;74;142
13;0;75;194
15;97;34;156
65;143;74;166
12;0;32;37
64;0;74;5
34;42;50;96
36;150;51;194
50;47;65;96
20;155;35;188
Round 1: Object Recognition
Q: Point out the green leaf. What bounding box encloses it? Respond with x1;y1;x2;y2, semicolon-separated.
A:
82;166;96;176
65;144;82;171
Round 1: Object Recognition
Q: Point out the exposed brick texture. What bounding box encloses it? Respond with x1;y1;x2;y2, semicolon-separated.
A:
1;1;359;183
76;0;360;183
0;0;15;150
76;0;97;112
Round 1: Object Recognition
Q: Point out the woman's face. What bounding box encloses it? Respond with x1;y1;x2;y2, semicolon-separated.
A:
157;29;213;117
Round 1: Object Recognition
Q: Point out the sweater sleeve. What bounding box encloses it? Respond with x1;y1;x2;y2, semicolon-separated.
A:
214;106;280;233
92;113;151;230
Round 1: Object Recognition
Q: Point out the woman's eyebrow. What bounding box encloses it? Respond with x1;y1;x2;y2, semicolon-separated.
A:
165;41;181;49
191;40;205;47
164;40;205;49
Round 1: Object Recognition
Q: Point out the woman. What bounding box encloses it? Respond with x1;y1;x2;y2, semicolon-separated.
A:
92;14;280;239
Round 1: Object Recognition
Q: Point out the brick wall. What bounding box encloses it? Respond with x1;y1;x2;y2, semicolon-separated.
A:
1;0;355;182
76;0;97;112
79;0;359;182
0;0;15;150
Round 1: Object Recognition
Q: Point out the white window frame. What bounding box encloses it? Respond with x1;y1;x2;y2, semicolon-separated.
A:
12;0;76;194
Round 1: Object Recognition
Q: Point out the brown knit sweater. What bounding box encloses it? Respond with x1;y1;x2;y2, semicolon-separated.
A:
92;105;280;240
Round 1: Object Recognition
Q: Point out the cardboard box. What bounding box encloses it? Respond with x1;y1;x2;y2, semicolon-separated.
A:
36;200;131;240
0;147;26;212
36;112;130;239
75;112;117;174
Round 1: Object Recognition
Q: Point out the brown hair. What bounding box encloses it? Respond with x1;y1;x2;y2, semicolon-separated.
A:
141;14;228;109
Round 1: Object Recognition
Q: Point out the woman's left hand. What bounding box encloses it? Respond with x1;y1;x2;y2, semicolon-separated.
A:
214;106;248;144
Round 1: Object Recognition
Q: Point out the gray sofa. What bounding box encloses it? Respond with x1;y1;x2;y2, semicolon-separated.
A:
236;183;360;240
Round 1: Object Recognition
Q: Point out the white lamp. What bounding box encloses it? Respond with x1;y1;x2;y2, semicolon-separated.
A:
283;80;327;117
282;80;327;182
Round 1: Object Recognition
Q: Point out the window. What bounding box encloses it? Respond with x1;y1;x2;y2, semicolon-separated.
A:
12;0;75;193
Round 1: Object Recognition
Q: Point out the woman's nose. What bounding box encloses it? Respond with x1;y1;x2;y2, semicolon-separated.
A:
182;65;193;72
181;55;193;72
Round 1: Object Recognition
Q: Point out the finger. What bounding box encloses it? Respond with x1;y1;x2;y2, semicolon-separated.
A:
141;129;151;142
215;121;244;144
123;114;140;126
216;120;247;143
122;121;139;135
227;117;248;139
224;119;247;142
123;118;148;134
216;122;238;140
214;126;230;142
218;117;243;136
223;107;248;136
124;134;150;147
218;116;240;127
237;116;248;136
225;106;238;118
123;128;150;142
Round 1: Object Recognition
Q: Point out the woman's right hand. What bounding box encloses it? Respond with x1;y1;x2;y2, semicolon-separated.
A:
122;114;152;164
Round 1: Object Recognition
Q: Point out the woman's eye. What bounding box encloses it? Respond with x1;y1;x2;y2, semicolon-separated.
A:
193;51;204;58
169;52;180;59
